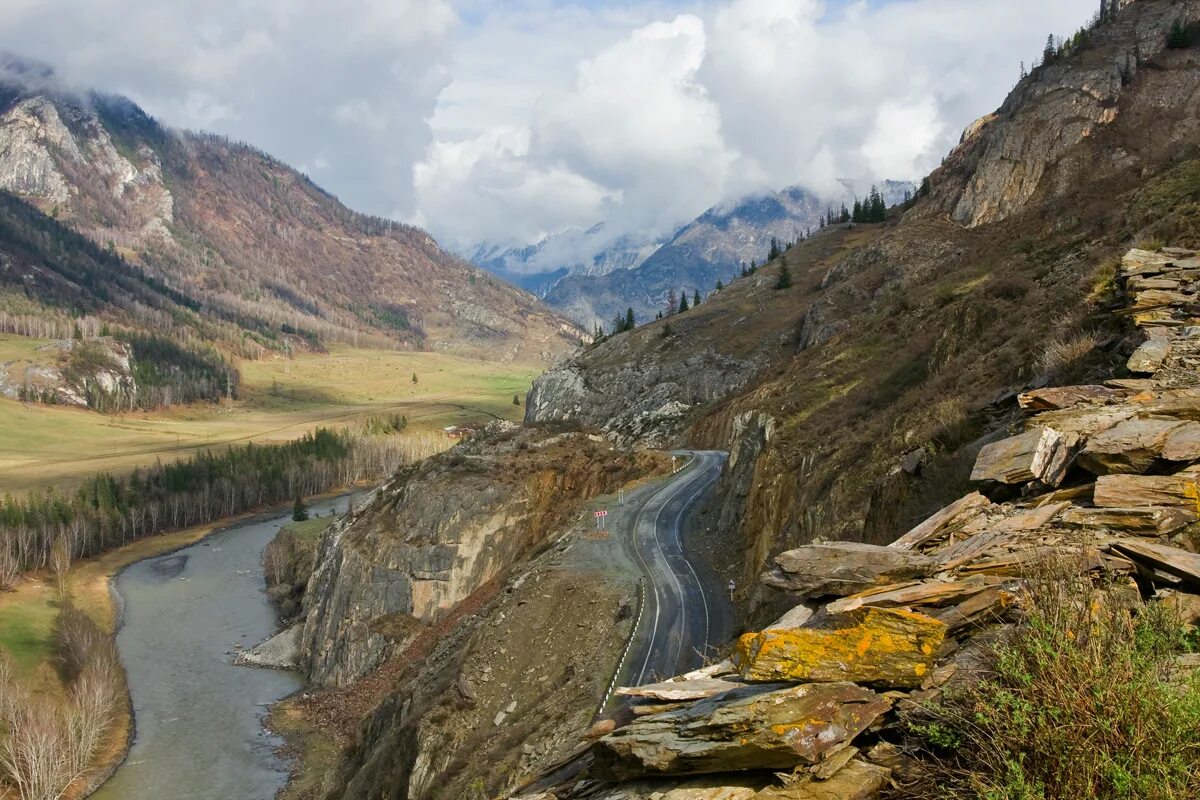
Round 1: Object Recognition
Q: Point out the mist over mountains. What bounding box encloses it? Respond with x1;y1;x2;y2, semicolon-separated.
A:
470;179;914;328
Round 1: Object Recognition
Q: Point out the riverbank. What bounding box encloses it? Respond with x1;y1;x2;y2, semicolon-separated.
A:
0;486;359;800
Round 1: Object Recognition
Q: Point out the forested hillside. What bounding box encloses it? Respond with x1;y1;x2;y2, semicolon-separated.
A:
0;73;580;375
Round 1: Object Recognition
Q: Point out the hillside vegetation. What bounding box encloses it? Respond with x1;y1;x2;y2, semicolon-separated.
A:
529;0;1200;621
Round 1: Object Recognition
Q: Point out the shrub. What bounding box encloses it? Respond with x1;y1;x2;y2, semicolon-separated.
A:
900;565;1200;800
1036;325;1099;378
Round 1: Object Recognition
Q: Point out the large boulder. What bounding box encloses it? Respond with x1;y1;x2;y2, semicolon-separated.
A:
970;427;1075;487
1092;473;1200;509
734;608;946;689
1077;418;1183;474
593;683;890;779
761;542;935;598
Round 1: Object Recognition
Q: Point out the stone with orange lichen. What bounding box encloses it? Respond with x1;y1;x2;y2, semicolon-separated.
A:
733;607;946;689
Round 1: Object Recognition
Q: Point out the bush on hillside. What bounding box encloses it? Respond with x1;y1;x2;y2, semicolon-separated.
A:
898;563;1200;800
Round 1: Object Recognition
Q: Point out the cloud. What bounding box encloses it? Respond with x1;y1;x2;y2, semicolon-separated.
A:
0;0;458;218
417;0;1098;259
0;0;1101;266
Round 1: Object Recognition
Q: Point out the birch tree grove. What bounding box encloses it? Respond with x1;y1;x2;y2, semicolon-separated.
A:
0;608;120;800
0;427;441;581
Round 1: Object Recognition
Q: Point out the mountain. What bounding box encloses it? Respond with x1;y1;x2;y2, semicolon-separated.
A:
466;224;665;296
535;181;913;330
0;68;582;369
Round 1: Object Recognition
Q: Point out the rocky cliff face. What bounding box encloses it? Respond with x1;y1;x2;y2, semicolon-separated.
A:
928;0;1200;229
301;424;663;688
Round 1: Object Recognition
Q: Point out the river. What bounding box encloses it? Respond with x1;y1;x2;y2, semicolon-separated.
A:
92;496;346;800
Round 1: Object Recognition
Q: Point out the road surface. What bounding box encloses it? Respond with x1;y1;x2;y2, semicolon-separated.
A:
619;449;730;687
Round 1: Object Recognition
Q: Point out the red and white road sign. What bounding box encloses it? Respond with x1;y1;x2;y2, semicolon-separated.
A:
594;510;608;517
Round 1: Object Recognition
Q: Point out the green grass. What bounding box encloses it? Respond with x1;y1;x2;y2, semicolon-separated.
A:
279;517;331;545
0;588;57;678
0;340;542;494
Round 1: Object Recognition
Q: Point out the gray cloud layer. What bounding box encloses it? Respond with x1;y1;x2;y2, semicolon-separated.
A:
0;0;1098;262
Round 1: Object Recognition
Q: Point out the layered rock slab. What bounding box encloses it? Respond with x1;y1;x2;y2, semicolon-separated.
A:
761;542;935;598
593;683;890;779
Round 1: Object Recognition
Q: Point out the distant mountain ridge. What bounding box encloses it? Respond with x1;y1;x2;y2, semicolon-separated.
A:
0;64;582;365
483;180;913;329
465;224;666;296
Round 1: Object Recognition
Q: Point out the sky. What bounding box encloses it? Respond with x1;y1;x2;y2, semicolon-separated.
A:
0;0;1098;267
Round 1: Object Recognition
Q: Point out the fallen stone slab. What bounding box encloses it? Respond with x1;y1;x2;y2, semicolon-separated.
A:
1111;540;1200;586
593;682;891;779
934;586;1015;633
616;679;747;702
1077;418;1184;474
767;603;817;630
935;529;1011;570
677;659;737;681
1093;473;1200;509
824;580;990;615
1155;589;1200;626
1122;248;1177;276
762;542;935;598
1060;505;1197;536
890;492;991;551
751;759;891;800
1128;338;1172;374
1130;289;1192;312
970;427;1075;487
734;607;945;688
1128;277;1185;292
1106;378;1160;391
234;624;301;669
1163;422;1200;462
1017;385;1125;413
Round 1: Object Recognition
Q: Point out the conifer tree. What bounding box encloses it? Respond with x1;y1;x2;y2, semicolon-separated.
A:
715;279;724;291
625;307;635;331
693;290;700;306
667;288;678;316
293;496;309;522
679;292;689;313
775;257;792;290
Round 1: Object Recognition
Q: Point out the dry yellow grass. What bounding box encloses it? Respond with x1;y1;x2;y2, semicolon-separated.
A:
0;340;541;494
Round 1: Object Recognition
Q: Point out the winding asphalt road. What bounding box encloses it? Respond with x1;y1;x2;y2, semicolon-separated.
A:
619;449;731;686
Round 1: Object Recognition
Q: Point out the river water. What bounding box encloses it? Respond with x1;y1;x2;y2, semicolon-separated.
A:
93;496;346;800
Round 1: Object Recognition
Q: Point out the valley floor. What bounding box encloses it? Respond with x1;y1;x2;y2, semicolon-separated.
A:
0;339;539;493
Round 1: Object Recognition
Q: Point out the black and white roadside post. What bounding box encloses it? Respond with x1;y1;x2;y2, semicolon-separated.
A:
728;579;736;602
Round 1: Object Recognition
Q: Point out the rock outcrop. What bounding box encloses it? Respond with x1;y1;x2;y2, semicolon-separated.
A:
0;337;136;408
301;425;664;687
515;246;1200;800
